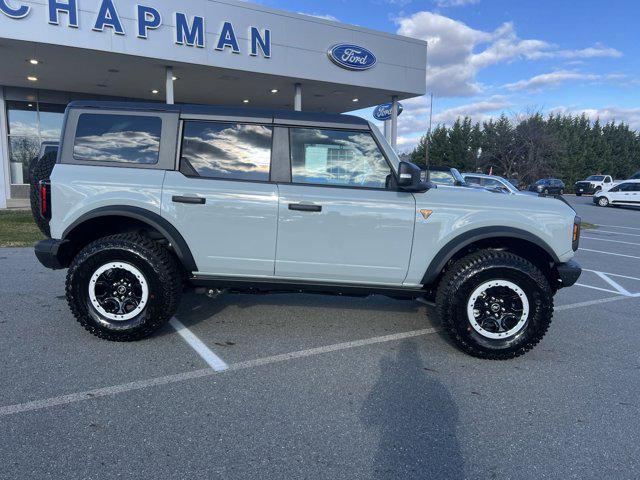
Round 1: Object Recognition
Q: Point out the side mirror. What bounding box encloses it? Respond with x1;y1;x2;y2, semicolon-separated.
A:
397;161;432;192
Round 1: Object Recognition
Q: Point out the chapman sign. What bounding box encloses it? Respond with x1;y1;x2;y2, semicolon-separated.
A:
373;102;403;121
0;0;272;57
328;44;376;71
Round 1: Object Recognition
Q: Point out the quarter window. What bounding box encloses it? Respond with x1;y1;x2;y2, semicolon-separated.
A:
289;128;391;189
74;114;161;164
181;122;273;181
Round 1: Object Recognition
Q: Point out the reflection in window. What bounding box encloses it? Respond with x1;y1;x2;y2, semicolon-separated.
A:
428;171;455;186
181;122;272;181
9;137;40;184
290;128;390;188
7;101;39;136
74;114;161;164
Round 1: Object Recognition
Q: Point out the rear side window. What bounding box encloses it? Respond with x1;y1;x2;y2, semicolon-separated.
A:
73;114;161;164
289;128;391;189
181;121;273;181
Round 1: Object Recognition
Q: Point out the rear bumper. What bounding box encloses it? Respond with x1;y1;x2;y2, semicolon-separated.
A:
554;259;582;289
34;239;71;270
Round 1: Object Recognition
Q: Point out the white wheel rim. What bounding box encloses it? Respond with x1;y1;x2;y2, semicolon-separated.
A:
466;280;530;340
88;262;149;322
599;198;608;206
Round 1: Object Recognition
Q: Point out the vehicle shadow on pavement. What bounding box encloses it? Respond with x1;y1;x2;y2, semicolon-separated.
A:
162;292;427;334
360;340;465;479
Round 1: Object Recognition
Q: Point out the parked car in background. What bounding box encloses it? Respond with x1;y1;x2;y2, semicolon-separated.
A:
593;180;640;207
426;166;467;187
630;171;640;180
574;175;614;196
529;179;565;195
508;178;524;190
462;173;519;194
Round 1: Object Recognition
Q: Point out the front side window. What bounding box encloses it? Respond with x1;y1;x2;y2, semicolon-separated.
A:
290;128;391;189
181;122;272;181
464;176;482;186
429;171;455;186
74;114;162;164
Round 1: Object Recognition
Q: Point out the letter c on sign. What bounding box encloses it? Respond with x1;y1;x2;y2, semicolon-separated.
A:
0;0;31;18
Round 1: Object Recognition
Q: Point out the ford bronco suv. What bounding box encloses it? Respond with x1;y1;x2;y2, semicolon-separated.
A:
33;101;582;359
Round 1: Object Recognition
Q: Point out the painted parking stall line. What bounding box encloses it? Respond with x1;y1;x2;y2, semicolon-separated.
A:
581;236;640;246
575;269;640;298
579;248;640;260
169;318;229;371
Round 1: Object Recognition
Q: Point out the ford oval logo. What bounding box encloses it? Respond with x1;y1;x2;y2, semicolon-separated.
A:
373;102;404;121
328;44;377;71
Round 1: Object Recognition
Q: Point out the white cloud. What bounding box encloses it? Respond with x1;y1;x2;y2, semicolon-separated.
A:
394;11;622;98
551;106;640;130
297;12;339;22
432;96;513;124
504;70;629;91
436;0;480;7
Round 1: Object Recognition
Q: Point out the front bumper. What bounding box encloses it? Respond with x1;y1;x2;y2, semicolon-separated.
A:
575;184;595;194
554;259;582;289
34;239;72;270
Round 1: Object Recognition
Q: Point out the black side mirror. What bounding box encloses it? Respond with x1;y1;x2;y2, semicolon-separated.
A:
397;161;432;192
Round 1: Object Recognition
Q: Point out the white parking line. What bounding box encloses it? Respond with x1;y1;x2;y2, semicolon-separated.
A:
591;230;640;238
584;269;640;282
2;292;640;418
581;236;640;246
580;248;640;260
593;272;632;296
575;283;621;295
169;318;228;372
596;224;640;231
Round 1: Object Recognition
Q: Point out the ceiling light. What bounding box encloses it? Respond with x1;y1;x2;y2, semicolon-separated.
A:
151;89;159;94
243;99;250;104
29;59;39;65
27;76;38;82
28;103;33;107
172;76;178;81
352;98;359;102
270;89;278;94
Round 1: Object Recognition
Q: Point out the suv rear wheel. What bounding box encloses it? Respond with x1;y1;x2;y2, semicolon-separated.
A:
436;249;553;359
66;234;182;341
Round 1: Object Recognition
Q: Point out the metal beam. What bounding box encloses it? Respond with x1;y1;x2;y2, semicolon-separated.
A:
0;86;9;208
390;95;398;150
165;66;174;105
294;83;302;111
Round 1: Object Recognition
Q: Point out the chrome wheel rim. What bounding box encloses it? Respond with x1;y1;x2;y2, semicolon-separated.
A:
467;280;529;340
88;262;148;321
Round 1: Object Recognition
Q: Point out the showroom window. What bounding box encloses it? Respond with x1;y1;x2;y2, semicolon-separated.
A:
7;101;65;185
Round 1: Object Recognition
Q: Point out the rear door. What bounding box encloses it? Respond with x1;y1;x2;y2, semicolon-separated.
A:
162;119;279;276
275;126;416;285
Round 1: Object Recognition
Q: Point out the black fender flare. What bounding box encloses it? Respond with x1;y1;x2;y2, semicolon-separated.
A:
421;226;560;285
62;205;198;272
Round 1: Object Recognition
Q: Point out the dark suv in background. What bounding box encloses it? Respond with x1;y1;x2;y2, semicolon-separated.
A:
528;179;565;195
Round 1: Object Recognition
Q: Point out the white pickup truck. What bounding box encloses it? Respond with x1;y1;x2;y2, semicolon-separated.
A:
574;175;615;196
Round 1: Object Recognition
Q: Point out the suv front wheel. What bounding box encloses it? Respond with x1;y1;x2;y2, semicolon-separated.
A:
436;249;553;359
66;234;183;341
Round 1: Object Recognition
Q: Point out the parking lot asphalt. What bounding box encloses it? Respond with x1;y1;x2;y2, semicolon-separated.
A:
1;196;640;480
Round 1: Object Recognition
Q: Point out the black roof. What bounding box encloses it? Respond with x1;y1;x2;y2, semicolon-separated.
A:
66;101;369;127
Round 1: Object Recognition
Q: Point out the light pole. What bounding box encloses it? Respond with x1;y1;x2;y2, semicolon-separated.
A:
425;92;434;180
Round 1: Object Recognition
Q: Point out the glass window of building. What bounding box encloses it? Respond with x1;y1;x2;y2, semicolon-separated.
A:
6;100;65;185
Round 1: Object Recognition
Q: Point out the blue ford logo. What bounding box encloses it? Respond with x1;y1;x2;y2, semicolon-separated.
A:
328;44;377;71
373;102;404;121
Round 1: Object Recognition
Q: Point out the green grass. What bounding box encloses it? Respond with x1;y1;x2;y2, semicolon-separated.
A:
0;210;46;247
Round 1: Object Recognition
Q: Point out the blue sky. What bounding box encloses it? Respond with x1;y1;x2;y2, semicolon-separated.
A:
261;0;640;152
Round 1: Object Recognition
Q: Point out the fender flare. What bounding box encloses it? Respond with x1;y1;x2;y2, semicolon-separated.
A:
62;205;198;272
421;226;560;285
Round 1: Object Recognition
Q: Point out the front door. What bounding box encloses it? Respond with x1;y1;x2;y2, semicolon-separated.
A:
275;127;416;285
162;120;278;276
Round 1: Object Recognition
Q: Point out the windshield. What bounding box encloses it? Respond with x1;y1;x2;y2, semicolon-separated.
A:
586;175;604;181
535;179;547;185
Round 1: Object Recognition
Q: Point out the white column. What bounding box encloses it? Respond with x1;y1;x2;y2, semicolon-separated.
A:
390;95;399;150
294;83;302;111
383;120;391;143
0;86;9;209
165;66;174;105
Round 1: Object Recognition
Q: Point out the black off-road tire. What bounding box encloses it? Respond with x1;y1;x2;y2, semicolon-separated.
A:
29;150;58;237
435;249;553;360
66;234;183;341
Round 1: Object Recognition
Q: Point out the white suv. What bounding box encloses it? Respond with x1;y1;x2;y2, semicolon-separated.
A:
32;101;582;359
593;180;640;207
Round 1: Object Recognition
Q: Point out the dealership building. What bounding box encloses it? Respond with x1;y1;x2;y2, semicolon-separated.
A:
0;0;427;208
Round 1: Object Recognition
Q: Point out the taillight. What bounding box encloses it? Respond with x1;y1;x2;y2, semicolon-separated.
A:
39;180;51;220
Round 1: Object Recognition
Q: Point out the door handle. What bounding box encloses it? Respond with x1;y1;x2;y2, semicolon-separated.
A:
172;195;206;205
289;203;322;212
